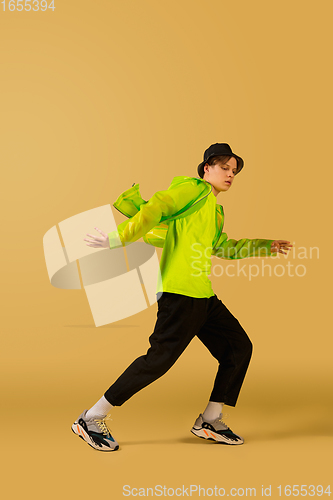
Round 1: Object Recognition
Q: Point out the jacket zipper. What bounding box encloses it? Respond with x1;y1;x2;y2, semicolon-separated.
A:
213;206;224;249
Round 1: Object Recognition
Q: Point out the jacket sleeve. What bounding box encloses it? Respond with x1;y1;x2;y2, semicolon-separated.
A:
108;182;202;248
212;232;275;259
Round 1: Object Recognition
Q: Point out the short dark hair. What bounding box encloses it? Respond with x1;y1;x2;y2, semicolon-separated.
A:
200;155;239;178
206;155;232;167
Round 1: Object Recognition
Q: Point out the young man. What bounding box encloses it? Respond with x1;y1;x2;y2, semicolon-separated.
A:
72;143;292;452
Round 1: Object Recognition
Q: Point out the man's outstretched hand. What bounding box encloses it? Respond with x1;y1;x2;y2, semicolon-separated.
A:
271;240;293;255
84;227;109;248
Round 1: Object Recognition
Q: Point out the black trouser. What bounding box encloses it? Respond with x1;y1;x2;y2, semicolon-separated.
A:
104;292;253;407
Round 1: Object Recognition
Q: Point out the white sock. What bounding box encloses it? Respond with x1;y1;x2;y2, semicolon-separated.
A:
202;401;223;421
86;396;114;419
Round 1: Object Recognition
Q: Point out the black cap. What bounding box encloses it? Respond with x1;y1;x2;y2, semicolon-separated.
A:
197;143;244;178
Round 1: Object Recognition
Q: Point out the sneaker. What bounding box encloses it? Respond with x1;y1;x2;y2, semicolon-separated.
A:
71;410;119;451
191;413;244;445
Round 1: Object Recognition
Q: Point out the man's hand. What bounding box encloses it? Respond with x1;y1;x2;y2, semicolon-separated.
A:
84;227;109;248
271;240;293;255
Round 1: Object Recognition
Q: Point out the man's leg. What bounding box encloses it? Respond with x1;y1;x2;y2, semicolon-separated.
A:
191;294;252;445
197;294;253;407
72;292;210;451
104;292;209;406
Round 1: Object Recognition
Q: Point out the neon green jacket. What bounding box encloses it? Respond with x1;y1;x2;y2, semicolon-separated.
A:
108;176;275;297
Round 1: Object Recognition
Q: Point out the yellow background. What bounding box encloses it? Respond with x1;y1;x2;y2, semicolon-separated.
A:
1;0;332;498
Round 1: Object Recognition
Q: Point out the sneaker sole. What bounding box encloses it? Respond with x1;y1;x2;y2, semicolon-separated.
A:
191;427;244;445
71;423;119;452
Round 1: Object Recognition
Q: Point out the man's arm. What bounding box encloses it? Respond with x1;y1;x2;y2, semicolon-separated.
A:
212;232;276;259
108;182;204;249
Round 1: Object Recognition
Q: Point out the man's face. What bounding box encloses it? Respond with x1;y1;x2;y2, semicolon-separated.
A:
203;156;238;196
